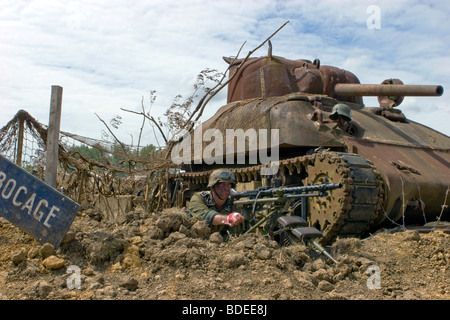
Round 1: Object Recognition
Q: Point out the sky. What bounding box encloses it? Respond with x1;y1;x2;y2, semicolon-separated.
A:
1;0;449;149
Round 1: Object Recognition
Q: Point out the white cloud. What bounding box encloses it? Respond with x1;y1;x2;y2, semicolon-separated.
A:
0;0;449;149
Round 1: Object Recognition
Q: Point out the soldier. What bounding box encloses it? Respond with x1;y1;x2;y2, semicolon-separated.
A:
188;169;245;239
308;103;353;133
328;103;352;130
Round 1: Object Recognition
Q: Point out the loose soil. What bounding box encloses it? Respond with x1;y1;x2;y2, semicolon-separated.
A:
0;206;448;301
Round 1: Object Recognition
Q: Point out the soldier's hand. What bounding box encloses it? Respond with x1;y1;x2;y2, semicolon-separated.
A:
225;212;245;226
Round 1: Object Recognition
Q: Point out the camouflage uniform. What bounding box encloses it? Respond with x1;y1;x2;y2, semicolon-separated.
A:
188;190;233;236
188;169;243;239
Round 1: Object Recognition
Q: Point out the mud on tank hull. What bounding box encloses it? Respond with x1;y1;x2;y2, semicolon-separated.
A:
170;92;450;243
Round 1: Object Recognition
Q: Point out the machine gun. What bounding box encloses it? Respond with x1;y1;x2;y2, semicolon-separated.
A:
230;181;341;263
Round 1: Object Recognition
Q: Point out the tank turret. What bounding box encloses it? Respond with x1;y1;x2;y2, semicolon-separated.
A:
222;43;444;110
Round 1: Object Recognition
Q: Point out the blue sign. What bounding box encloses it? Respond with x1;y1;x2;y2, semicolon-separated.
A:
0;154;80;248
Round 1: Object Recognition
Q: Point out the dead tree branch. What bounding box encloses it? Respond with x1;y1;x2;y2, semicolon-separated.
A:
94;113;130;158
184;21;289;135
120;108;168;144
136;96;147;152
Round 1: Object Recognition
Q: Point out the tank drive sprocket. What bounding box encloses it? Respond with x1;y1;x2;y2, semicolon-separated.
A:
303;152;384;243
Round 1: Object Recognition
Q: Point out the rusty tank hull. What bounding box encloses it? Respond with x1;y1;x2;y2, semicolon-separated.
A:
169;48;449;243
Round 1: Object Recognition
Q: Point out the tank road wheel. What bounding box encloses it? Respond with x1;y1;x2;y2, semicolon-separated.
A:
303;152;382;244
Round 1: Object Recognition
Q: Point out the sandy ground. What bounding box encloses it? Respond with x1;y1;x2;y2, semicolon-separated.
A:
1;206;448;313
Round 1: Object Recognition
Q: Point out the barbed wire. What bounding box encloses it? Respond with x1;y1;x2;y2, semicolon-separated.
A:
0;109;171;215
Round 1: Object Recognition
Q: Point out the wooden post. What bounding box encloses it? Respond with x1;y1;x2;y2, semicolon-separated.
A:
16;118;24;166
45;85;63;188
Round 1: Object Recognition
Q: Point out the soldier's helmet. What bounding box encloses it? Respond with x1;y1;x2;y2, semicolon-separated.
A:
329;103;352;121
207;169;236;188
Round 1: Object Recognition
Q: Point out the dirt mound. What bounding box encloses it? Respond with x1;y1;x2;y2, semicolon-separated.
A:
0;206;448;301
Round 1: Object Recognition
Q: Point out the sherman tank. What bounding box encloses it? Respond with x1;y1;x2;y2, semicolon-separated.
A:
167;43;449;243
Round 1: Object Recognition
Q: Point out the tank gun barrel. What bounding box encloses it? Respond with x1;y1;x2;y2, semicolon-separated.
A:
334;84;444;97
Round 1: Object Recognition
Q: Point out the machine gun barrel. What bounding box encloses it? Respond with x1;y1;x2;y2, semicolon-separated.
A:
233;197;283;206
334;83;444;97
230;182;342;200
230;186;272;200
279;183;342;194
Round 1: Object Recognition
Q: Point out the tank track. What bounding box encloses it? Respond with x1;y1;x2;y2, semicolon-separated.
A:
176;152;384;243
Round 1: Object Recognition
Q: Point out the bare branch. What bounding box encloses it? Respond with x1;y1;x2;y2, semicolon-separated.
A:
94;113;129;158
120;108;168;144
136;95;147;152
182;21;290;135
